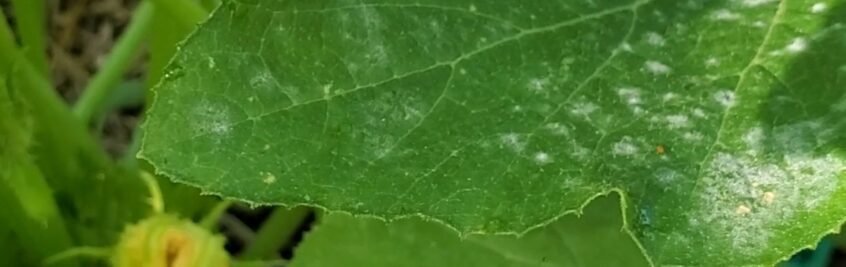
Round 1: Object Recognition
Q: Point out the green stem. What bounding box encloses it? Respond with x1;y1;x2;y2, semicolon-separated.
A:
10;0;49;77
149;0;208;29
72;1;154;125
43;247;112;266
239;207;310;260
200;199;233;230
140;171;165;213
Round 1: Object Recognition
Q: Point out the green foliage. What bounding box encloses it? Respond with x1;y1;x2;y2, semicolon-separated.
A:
142;0;846;265
10;0;48;77
1;0;846;266
0;1;216;266
0;76;77;267
290;194;649;267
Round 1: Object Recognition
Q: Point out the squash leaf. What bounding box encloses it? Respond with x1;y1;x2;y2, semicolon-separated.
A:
141;0;846;264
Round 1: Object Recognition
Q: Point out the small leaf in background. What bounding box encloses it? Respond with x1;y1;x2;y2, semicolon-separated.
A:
141;0;846;264
290;194;649;267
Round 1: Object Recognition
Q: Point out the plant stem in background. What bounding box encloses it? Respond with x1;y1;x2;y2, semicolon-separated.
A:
10;0;49;78
0;10;109;167
42;247;111;266
239;207;311;260
0;12;79;267
72;1;154;125
200;199;234;230
149;0;208;30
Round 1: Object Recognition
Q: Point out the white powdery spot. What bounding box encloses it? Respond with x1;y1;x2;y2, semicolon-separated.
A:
500;133;527;153
544;123;570;136
711;9;741;20
645;32;666;46
468;4;477;12
705;57;720;67
261;172;277;184
743;126;765;154
210;121;231;135
250;72;274;89
612;136;639;156
655;168;682;183
192;101;233;137
695;151;842;252
534;152;553;165
666;115;691;129
645;61;672;74
811;2;827;13
742;0;777;7
570;145;591;161
713;90;737;108
692;108;708;118
772;120;826;154
207;57;216;69
528;78;551;92
783;154;844;208
617;87;642;105
570;102;599;116
663;93;679;102
683;131;704;141
785;37;808;53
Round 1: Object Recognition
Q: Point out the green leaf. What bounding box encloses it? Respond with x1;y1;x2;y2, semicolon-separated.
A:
290;194;649;267
0;75;49;222
141;0;846;264
10;0;49;77
0;76;78;266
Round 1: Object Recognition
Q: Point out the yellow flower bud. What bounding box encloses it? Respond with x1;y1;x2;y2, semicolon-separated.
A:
112;214;229;267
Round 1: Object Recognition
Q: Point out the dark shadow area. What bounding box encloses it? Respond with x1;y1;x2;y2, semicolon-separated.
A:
762;2;846;156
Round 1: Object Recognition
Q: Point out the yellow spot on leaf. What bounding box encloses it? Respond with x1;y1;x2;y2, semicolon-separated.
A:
735;204;752;216
762;191;776;205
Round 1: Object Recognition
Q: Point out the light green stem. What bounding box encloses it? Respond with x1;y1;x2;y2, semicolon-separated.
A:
43;247;112;266
200;199;234;230
240;207;310;260
10;0;49;77
73;1;154;125
149;0;208;29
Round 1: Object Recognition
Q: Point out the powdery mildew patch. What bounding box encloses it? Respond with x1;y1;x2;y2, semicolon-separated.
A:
690;122;845;255
190;99;235;139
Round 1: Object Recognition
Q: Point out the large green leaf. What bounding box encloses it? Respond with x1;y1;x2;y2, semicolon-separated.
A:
141;0;846;264
290;194;649;267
